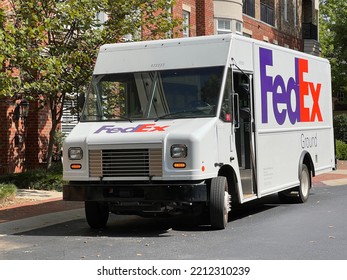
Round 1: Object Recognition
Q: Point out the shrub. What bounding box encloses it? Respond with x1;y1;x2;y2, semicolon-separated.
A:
0;183;16;202
334;114;347;142
0;163;63;192
336;140;347;160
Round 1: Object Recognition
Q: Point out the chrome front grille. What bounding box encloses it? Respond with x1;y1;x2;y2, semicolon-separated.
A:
89;148;162;178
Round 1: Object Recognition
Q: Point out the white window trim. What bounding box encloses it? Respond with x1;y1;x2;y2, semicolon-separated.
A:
216;18;232;34
182;10;190;37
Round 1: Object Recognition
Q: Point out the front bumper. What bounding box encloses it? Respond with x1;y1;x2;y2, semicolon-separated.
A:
63;181;208;203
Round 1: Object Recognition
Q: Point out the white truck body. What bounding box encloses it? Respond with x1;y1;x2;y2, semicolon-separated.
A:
63;34;335;229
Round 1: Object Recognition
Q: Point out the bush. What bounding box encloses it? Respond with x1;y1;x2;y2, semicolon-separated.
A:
334;114;347;142
336;140;347;160
0;183;17;202
0;163;63;192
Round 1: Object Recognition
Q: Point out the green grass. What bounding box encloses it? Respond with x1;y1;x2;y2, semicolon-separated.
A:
0;163;64;192
0;183;17;202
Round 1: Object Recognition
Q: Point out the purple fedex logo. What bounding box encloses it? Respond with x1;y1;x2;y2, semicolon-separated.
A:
260;47;323;125
94;124;169;134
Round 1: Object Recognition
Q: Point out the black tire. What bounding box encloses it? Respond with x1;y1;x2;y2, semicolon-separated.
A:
296;164;311;203
209;176;230;230
278;164;311;204
85;201;109;229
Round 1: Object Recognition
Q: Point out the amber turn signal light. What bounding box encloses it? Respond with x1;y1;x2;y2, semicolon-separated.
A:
173;162;186;168
70;164;82;170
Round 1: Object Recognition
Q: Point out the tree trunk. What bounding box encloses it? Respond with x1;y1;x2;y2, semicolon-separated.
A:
46;118;57;169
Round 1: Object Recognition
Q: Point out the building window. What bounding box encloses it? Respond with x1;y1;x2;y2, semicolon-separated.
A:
235;21;243;35
293;0;297;27
217;19;232;34
182;10;190;37
261;2;274;26
243;0;255;18
284;0;288;22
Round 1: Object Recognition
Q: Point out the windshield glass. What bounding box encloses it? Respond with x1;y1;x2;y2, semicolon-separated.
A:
81;67;224;121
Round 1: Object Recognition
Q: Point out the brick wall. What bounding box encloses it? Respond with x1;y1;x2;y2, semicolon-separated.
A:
243;0;304;51
173;0;214;38
173;0;197;37
196;0;214;36
0;97;10;174
0;96;25;174
183;0;197;37
243;16;304;51
0;96;51;175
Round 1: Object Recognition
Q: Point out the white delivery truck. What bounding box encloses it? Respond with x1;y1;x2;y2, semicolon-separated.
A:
63;34;335;230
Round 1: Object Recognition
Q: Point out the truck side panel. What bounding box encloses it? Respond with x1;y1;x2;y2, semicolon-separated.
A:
252;42;335;196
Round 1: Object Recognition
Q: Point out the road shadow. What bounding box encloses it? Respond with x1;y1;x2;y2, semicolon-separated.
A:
0;200;83;223
14;194;282;238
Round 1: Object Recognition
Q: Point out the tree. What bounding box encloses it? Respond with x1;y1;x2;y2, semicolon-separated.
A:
0;8;15;96
103;0;181;42
320;0;347;98
1;0;179;169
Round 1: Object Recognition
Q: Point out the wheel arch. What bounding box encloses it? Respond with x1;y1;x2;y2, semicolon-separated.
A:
218;164;240;204
299;151;315;180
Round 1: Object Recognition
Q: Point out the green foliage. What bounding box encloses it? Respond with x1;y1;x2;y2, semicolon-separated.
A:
0;163;64;192
336;140;347;160
0;184;17;201
333;114;347;141
53;130;65;152
102;0;180;42
2;0;180;169
0;9;16;96
320;0;347;97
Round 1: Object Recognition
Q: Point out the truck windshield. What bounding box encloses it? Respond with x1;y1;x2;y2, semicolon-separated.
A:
81;67;224;122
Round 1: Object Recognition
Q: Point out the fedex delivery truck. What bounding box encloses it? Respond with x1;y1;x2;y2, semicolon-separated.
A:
63;34;335;230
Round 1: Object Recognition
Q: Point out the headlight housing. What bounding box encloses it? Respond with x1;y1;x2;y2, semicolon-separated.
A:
68;147;83;160
170;144;187;158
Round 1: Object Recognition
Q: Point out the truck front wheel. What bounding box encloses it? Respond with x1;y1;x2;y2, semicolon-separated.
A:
85;201;109;229
209;176;230;230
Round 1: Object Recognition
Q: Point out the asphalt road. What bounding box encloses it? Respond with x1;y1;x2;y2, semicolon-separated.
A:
1;184;347;260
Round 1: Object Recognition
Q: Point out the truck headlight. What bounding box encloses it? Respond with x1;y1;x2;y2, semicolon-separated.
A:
68;147;83;160
170;144;187;158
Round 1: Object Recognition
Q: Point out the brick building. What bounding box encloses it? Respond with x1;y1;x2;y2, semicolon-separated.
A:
0;0;320;175
213;0;319;54
172;0;319;53
0;96;52;174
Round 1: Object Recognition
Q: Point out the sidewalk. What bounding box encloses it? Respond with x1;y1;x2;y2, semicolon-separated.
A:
312;160;347;186
0;189;83;223
0;161;346;224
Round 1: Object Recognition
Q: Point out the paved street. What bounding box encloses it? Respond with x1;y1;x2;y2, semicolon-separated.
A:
0;162;346;260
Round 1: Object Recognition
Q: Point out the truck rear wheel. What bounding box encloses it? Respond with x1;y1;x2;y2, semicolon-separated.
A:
296;164;311;203
85;201;109;229
278;164;311;203
209;176;230;230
